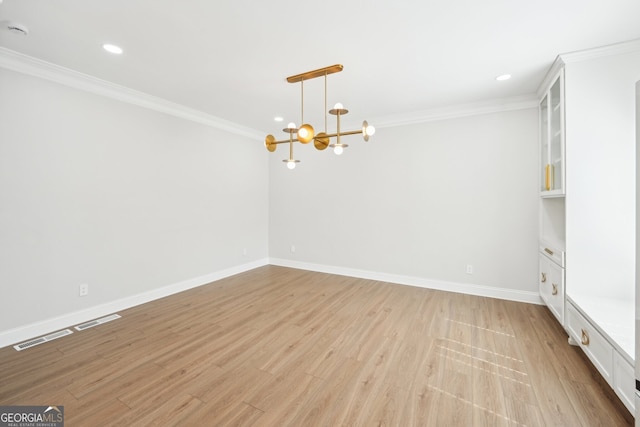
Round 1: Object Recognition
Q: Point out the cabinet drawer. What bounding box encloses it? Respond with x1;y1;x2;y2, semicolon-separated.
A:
539;242;565;267
539;254;565;325
612;350;634;414
565;302;613;383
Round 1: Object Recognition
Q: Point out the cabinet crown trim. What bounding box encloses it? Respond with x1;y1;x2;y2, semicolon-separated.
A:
537;38;640;98
560;38;640;64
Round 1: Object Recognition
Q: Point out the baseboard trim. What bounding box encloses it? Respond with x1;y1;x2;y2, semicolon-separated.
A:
269;258;543;305
1;257;541;349
0;258;269;349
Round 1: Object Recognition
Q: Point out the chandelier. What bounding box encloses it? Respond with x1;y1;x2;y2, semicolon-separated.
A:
264;64;375;169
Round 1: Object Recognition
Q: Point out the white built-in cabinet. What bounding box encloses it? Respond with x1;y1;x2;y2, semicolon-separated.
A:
538;69;566;327
538;42;639;416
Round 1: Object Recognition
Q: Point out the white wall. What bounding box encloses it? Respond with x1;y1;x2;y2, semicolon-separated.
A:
0;59;541;347
269;108;539;298
565;51;640;300
0;68;269;339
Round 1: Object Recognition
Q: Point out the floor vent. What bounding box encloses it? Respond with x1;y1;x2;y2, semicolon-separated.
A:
13;329;74;351
74;314;121;331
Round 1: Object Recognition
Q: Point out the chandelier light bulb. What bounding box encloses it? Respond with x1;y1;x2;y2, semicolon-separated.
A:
334;102;344;110
297;124;315;144
287;160;297;169
287;122;296;129
334;145;344;155
366;125;376;136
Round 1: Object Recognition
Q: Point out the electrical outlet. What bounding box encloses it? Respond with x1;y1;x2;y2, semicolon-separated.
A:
79;283;89;296
466;265;473;274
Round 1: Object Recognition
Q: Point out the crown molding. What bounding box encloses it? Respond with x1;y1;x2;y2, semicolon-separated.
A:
371;94;538;128
0;47;264;140
0;48;539;134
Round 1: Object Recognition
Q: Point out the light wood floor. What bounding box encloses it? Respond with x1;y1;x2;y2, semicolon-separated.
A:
0;266;633;426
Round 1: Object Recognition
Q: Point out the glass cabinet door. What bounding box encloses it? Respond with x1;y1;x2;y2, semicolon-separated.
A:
540;70;565;196
549;77;563;192
540;94;549;192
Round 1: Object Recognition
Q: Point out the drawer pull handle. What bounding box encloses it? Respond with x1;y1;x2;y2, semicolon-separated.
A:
544;248;554;256
541;272;547;283
581;329;590;346
552;283;558;295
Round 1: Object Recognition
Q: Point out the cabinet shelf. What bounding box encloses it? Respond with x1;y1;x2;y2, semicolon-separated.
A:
541;190;565;198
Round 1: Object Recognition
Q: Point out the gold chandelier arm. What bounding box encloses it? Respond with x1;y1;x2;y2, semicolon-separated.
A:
321;129;361;138
271;138;301;145
269;128;362;145
270;128;367;144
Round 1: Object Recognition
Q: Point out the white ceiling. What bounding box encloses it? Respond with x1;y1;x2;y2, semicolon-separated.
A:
1;0;640;136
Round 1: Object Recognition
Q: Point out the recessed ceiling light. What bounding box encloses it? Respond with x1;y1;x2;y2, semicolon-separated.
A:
103;44;123;55
496;74;511;81
274;116;283;122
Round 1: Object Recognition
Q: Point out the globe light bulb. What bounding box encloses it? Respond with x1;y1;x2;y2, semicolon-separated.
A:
366;125;376;136
287;160;296;169
287;122;296;129
298;127;308;138
334;102;343;110
334;145;344;155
